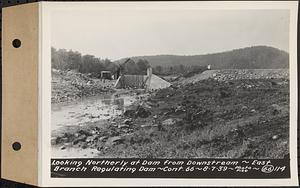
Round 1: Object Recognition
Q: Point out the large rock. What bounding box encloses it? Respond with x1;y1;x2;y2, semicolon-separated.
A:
73;135;87;145
86;135;99;143
105;136;125;146
118;124;130;129
162;118;177;126
270;104;282;115
51;137;57;145
78;129;93;136
124;109;135;117
123;119;133;125
124;106;151;118
135;106;151;118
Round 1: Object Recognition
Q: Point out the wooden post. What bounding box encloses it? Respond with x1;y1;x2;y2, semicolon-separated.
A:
146;67;152;90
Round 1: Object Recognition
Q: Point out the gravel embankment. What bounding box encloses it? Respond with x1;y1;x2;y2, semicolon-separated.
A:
51;69;115;103
181;69;289;84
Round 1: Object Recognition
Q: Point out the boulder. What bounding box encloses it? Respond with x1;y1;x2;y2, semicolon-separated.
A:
118;124;130;129
124;109;135;117
51;137;57;145
123;119;133;125
270;104;281;115
86;135;99;143
55;137;68;144
241;105;248;111
98;136;108;142
162;118;177;126
141;123;158;128
78;129;92;136
105;136;125;146
73;135;87;145
60;146;66;150
272;135;279;140
135;106;151;118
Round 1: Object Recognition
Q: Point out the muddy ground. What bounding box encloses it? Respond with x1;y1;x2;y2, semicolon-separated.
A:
52;77;289;159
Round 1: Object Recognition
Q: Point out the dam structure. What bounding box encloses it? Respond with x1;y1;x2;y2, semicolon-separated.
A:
114;67;171;90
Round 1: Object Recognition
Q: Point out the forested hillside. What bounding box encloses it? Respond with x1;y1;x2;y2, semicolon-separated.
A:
116;46;289;70
52;46;289;77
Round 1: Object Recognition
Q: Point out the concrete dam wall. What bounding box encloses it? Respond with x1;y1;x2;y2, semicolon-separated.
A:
114;68;171;90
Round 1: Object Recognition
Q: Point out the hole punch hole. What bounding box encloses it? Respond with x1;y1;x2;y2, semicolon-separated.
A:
12;39;21;48
12;142;21;151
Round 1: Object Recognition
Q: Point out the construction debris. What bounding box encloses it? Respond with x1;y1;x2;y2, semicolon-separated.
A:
52;69;115;103
52;75;289;159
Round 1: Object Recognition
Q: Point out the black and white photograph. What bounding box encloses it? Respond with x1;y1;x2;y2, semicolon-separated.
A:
50;4;292;160
1;1;297;187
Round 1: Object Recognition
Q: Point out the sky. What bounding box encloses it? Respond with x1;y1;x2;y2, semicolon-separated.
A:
51;7;289;60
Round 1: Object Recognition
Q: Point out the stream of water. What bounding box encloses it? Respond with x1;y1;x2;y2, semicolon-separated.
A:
51;91;145;158
51;91;141;131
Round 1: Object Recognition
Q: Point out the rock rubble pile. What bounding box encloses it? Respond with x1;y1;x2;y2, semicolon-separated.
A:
51;69;115;103
181;69;289;84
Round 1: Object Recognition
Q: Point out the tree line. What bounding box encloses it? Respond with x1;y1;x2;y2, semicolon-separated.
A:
124;46;289;69
52;47;209;77
51;47;152;76
51;47;119;76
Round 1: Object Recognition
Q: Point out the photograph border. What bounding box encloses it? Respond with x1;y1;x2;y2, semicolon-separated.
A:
39;1;298;187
